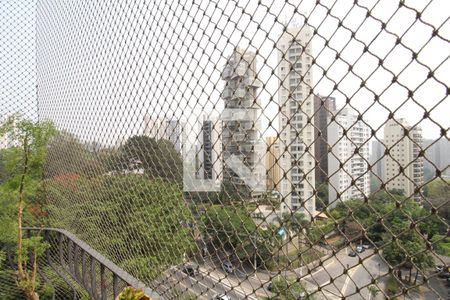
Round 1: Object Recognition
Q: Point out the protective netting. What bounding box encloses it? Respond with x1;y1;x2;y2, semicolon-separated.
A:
1;0;450;299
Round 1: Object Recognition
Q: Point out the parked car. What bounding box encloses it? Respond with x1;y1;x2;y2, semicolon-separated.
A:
436;265;449;273
222;261;234;273
181;263;199;276
438;271;450;279
348;251;357;257
362;241;371;249
213;294;231;300
267;282;273;292
356;245;364;253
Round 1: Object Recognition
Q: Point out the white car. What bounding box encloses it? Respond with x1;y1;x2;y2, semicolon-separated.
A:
213;294;231;300
356;245;364;253
222;261;234;273
362;241;371;249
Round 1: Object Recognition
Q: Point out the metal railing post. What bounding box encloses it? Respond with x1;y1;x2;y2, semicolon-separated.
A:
91;257;97;299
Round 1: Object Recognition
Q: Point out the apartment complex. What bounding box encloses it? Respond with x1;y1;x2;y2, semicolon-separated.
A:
423;138;450;178
143;116;182;153
384;119;424;199
199;118;222;182
265;136;281;191
370;140;386;181
313;95;336;185
278;27;316;216
221;48;263;194
328;107;370;206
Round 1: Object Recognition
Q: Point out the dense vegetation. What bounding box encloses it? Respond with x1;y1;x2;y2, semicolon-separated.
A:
45;174;197;280
201;205;281;266
1;124;193;297
270;276;309;300
324;188;448;281
0;117;56;299
1;118;448;299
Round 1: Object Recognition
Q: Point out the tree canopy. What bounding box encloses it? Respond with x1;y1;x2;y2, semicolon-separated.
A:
201;205;280;264
46;174;196;280
116;135;183;182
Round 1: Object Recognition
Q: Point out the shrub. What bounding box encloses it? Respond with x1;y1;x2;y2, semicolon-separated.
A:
387;274;399;296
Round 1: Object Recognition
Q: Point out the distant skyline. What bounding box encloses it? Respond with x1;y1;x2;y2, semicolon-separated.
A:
1;0;448;146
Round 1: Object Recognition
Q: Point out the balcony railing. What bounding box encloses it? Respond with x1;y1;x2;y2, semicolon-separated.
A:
17;228;163;300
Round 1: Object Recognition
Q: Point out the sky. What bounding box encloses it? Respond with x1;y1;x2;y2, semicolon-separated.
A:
0;0;36;121
1;0;449;146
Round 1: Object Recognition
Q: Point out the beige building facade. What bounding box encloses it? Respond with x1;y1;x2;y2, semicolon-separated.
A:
265;136;281;191
384;118;423;199
277;26;315;217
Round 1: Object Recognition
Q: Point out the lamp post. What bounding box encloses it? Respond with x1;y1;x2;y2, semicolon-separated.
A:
254;244;257;276
250;234;264;278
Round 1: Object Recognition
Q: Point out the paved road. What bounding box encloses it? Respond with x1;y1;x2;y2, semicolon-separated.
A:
424;275;449;299
298;247;388;299
151;266;260;299
150;249;449;299
198;247;389;299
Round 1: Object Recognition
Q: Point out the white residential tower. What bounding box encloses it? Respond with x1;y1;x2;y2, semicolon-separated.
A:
278;26;316;217
328;107;371;207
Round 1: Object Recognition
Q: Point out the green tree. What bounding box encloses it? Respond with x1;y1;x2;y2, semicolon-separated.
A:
271;276;310;300
44;131;108;178
219;180;252;203
383;231;433;283
117;135;182;182
431;234;450;256
46;174;195;280
368;284;380;298
277;212;309;251
423;178;450;221
306;219;334;245
316;183;328;211
0;116;55;300
201;205;279;265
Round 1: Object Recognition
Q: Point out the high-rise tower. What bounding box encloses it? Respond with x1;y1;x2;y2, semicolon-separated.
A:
328;107;371;206
221;49;263;196
384;119;424;200
278;27;316;217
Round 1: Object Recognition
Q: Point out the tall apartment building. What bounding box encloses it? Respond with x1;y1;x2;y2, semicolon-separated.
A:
384;119;424;199
265;136;281;191
199;118;222;182
166;120;182;153
221;48;263;195
424;138;450;178
370;140;386;181
143;116;182;153
278;27;316;216
328;107;371;206
313;95;336;185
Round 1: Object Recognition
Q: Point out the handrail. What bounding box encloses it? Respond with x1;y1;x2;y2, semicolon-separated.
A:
24;227;163;300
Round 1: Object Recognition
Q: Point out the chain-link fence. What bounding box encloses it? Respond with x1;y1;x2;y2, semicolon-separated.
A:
1;0;449;299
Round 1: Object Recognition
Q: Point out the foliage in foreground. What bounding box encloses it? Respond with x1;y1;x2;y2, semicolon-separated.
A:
46;174;197;281
271;276;309;300
0;116;55;300
116;287;151;300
